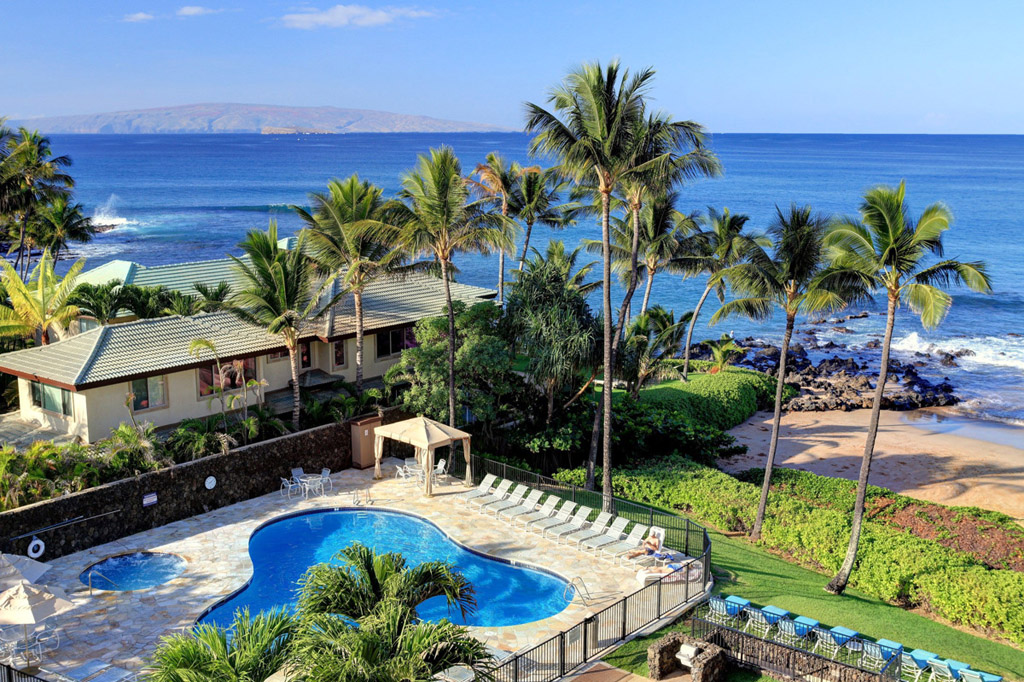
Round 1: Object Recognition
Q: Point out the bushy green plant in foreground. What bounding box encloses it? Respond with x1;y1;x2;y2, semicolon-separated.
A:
554;457;1024;646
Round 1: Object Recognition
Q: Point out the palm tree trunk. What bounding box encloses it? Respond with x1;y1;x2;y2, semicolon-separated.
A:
641;269;655;314
354;290;364;392
289;344;301;429
826;294;897;595
518;221;534;270
441;259;457;428
546;379;556;425
497;250;505;305
750;311;795;540
599;190;614;513
585;399;600;490
681;283;713;381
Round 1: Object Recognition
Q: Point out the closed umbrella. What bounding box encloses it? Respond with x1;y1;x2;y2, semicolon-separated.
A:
0;554;51;590
0;581;74;666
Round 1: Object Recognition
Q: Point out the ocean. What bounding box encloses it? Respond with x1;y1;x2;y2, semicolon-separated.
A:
47;133;1024;425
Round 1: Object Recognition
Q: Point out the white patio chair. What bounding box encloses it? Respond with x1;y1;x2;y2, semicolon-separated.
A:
811;627;841;659
707;596;738;627
926;660;956;682
320;468;333;493
431;458;449;486
774;618;803;647
280;477;302;499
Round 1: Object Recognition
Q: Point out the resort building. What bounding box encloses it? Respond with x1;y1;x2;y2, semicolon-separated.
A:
0;253;495;442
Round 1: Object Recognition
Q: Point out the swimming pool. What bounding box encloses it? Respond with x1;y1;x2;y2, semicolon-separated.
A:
80;552;188;591
197;508;570;628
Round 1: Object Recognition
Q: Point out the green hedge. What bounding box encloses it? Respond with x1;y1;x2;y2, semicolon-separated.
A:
554;456;1024;646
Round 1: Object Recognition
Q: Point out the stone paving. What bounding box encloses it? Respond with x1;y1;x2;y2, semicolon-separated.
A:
32;460;650;677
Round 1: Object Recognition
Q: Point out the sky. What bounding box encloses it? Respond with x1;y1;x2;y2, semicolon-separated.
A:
2;0;1023;134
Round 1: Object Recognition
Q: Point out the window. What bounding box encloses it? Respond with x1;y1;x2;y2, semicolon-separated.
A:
31;381;73;417
333;341;346;367
267;342;312;368
78;317;100;332
376;326;418;359
130;376;167;411
198;358;256;397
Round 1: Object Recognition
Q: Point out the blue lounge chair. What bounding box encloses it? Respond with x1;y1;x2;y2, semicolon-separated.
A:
742;606;773;639
707;596;738;627
774;618;805;647
811;627;841;659
959;671;1002;682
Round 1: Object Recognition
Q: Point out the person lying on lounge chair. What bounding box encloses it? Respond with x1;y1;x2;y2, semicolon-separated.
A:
625;531;661;559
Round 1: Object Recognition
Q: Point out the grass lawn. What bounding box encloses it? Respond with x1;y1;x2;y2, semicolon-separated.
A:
603;529;1024;681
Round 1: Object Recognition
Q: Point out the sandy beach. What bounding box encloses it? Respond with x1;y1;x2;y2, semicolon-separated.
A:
723;408;1024;521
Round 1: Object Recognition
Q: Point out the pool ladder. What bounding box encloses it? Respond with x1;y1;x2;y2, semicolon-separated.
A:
563;576;593;605
87;570;119;595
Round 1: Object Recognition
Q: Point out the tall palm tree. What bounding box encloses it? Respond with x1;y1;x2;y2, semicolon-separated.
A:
0;250;83;344
469;153;531;304
148;608;294;682
228;222;339;428
30;195;96;262
295;174;408;392
674;207;767;381
712;205;865;540
69;280;129;325
385;147;510;427
507;167;578;270
821;181;991;595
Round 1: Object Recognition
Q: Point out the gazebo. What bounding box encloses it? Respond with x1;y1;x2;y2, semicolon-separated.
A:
372;416;472;496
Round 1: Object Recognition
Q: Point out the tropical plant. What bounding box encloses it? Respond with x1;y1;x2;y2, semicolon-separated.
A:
29;195;96;262
224;358;267;445
69;280;128;325
189;338;230;431
228;222;339;428
620;306;690;398
105;420;163;475
166;416;237;461
193;281;233;312
702;334;745;373
711;204;865;540
234;404;287;444
123;284;172;319
147;608;295;682
164;290;204;316
635;191;700;313
674;207;767;380
384;147;511;427
507;167;579;270
821;181;991;595
295;174;407;392
0;249;83;344
469;153;532;303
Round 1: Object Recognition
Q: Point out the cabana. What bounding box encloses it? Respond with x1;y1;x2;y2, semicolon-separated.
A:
372;416;472;496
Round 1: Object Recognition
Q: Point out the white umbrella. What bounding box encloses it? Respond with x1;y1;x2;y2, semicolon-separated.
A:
0;581;75;666
0;554;51;590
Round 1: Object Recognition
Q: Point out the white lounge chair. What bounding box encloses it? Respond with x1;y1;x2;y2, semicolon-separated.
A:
623;526;666;566
457;474;498;504
498;489;543;523
512;495;561;527
543;506;593;541
742;607;773;638
580;516;630;553
528;501;577;534
483;484;529;516
563;511;611;548
600;524;648;561
774;618;805;648
468;479;513;510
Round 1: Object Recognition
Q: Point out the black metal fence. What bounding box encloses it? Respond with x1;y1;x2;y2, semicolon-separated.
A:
449;455;713;682
692;611;901;682
0;664;47;682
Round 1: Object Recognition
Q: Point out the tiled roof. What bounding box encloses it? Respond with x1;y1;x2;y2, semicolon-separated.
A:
0;273;495;389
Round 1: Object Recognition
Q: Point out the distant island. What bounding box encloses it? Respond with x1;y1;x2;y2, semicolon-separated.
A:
11;103;514;134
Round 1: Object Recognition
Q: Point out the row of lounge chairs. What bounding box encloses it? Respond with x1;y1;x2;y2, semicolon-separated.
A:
457;475;674;566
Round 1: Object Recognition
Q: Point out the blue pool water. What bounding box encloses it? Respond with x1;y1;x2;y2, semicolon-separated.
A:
197;509;570;628
80;552;187;590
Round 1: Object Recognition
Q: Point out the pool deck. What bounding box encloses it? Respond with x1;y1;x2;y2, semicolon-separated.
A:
32;460;657;677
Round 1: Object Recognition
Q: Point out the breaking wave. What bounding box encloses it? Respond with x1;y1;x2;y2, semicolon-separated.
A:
893;332;1024;372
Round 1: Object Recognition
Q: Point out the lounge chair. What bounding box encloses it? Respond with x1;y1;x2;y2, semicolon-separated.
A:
511;495;561;527
580;516;630;553
600;524;649;561
528;501;578;534
861;641;896;673
774;618;804;647
707;596;739;627
482;484;529;516
926;660;957;682
543;506;593;541
902;651;938;682
563;512;611;548
623;526;666;566
811;627;841;659
457;474;498;504
498;489;543;523
959;670;1003;682
468;479;514;510
742;607;773;639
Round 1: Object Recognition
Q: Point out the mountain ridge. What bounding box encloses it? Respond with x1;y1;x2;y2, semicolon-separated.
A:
11;103;515;134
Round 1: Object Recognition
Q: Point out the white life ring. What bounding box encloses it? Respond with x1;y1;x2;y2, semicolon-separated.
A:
27;536;45;559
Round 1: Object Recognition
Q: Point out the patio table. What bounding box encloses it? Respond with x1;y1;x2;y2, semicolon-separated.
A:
724;595;750;616
299;474;324;498
829;625;858;646
908;649;938;670
876;639;903;659
945;660;972;680
793;616;819;637
762;605;789;624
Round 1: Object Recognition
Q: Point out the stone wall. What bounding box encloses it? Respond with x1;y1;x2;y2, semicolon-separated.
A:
0;409;411;560
648;631;728;682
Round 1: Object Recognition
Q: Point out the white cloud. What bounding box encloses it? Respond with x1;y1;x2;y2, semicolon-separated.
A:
177;6;221;16
281;4;431;29
122;11;155;22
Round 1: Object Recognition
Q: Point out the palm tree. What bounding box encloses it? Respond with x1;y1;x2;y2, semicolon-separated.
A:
123;284;171;319
0;250;83;344
675;207;767;381
712;204;865;540
702;334;745;373
508;167;579;270
228;222;338;428
167;416;237;460
189;338;230;431
469;153;531;304
620;306;690;397
31;195;96;262
164;290;204;316
385;147;511;427
193;281;232;311
69;280;129;325
148;608;294;682
821;181;991;595
295;174;407;392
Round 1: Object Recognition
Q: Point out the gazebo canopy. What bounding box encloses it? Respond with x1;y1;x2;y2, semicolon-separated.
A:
373;416;472;496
